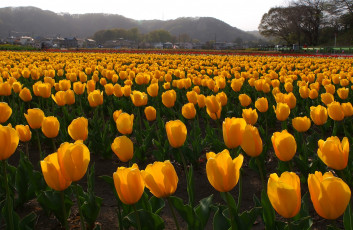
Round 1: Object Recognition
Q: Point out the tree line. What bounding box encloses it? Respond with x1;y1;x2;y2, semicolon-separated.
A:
259;0;353;46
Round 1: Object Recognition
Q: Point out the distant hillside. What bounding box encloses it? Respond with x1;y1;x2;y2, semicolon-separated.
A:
0;6;257;42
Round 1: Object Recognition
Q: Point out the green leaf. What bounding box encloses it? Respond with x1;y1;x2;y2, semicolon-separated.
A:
238;207;262;230
149;196;165;214
261;189;275;229
187;164;195;206
344;202;353;230
124;209;165;230
168;196;195;226
19;212;37;230
212;205;230;230
195;194;213;228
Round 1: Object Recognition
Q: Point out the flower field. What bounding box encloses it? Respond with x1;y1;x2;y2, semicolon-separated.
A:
0;50;353;229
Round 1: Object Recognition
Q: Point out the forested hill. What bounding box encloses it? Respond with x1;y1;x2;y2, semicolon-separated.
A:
0;6;257;42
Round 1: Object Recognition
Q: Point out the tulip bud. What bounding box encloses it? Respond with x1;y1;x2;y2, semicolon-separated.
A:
68;117;88;141
273;103;290;121
15;124;31;142
73;82;86;95
337;87;349;100
222;117;247;149
147;83;159;97
242;108;258;125
144;106;156;121
308;171;351;219
327;101;344;121
19;87;32;102
130;91;148;107
239;94;252;107
162;90;177;108
52;91;66;106
267;172;301;218
0;102;12;123
255;97;268;113
182;103;196;119
116;113;134;135
165;120;187;148
271;130;297;161
206;150;243;192
0;125;19;160
205;95;222;120
341;102;353;117
310;105;328;126
292;116;311;132
111;136;133;162
113;110;123;122
113;164;145;205
88;90;103;107
197;94;206;108
24;108;45;129
241;125;262;157
321;93;334;106
41;116;60;138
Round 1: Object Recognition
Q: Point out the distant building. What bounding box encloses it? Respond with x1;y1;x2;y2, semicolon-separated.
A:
63;37;78;48
19;36;34;46
85;39;97;48
163;42;173;49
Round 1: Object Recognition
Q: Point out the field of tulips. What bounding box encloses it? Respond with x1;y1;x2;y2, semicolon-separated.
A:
0;50;353;230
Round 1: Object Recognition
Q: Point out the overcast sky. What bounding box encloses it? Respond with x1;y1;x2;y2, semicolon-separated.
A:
0;0;288;31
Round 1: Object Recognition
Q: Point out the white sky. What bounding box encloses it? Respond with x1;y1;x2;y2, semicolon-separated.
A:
0;0;288;31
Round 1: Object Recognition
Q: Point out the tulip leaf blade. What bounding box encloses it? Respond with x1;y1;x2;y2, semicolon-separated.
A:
195;194;213;229
168;196;195;226
212;205;231;230
261;189;275;230
344;202;353;230
124;209;165;230
149;196;165;214
238;207;262;230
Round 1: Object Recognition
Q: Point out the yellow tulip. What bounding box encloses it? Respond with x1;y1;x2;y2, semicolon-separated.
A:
73;82;86;95
57;141;90;182
52;91;66;106
40;152;72;191
0;125;19;160
41;116;60;138
308;171;351;219
342;102;353;117
242;108;258;125
255;97;268;113
113;84;123;97
19;87;32;102
144;106;156;121
12;82;22;93
222;117;247;149
116;113;134;135
205;95;222;120
162;90;177;108
267;172;301;218
310;105;328;126
299;86;310;99
197;94;206;108
68;117;88;141
38;83;52;98
182;103;196;119
87;90;103;107
187;90;198;104
206;150;243;192
15;124;31;142
113;164;145;205
239;94;252;107
309;89;318;99
327;101;344;121
0;102;12;123
24;108;45;129
147;83;159;97
321;93;334;106
271;130;297;161
241;125;262;157
59;79;71;91
165;120;187;148
337;87;349;100
273;103;290;121
231;79;243;92
111;136;133;162
65;90;75;105
216;92;227;106
292;116;311;132
317;136;349;170
141;160;178;198
104;83;114;96
130;91;148;107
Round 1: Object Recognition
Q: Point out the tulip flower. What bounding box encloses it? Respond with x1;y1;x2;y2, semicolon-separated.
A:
113;164;145;205
111;136;134;162
24;108;45;129
284;92;296;109
327;101;344;121
309;89;319;99
239;94;252;107
255;97;268;113
165;120;187;148
182;103;196;119
267;172;301;218
73;82;86;95
68;117;88;141
272;130;297;161
141;160;178;198
242;108;258;125
197;94;206;108
206;150;243;192
15;125;31;142
104;83;114;96
0;102;12;123
41;151;72;192
113;110;123;122
216;92;227;106
292;116;311;132
65;90;75;105
341;102;353;117
299;86;310;99
310;105;328;126
130;91;148;107
273;103;290;121
337;87;349;100
52;91;66;106
321;93;334;106
162;90;177;108
41;116;60;138
57;141;90;182
308;171;351;219
223;117;247;149
241;125;262;157
87;90;103;107
231;79;243;92
19;87;32;102
147;83;159;97
116;113;134;135
186;90;198;104
0;125;19;160
205;95;222;120
317;136;349;170
144;106;156;121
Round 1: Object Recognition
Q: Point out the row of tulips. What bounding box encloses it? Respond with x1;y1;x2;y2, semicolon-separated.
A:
0;51;353;229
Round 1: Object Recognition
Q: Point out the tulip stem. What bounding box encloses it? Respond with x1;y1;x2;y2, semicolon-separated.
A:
167;197;180;230
25;142;29;158
237;169;243;212
281;121;287;130
288;218;292;230
179;148;194;206
332;120;338;136
52;138;57;152
74;183;86;230
256;157;265;188
225;192;237;230
2;160;14;230
60;191;69;230
36;129;43;160
133;204;142;230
